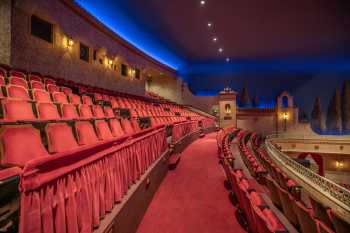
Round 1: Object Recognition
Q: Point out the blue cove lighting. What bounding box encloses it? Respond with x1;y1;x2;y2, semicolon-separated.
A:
75;0;185;70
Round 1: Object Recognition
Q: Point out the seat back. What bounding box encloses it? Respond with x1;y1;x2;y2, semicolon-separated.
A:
9;77;28;89
266;177;282;208
82;95;93;105
109;119;125;138
309;197;334;230
121;119;134;135
46;84;59;93
32;89;51;102
36;103;60;120
46;123;79;153
68;94;81;105
104;106;115;118
7;85;31;100
293;201;318;233
0;125;49;167
1;100;36;121
75;121;99;145
92;105;105;118
61;104;79;120
52;92;68;104
30;80;45;90
78;104;94;119
95;120;114;140
277;185;298;225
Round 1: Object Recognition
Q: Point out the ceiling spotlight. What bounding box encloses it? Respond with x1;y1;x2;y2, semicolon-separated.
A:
207;22;212;28
200;1;206;6
219;48;223;53
213;37;218;42
226;58;230;62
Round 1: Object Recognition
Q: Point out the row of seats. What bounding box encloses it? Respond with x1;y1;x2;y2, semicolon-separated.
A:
238;131;348;233
218;128;288;233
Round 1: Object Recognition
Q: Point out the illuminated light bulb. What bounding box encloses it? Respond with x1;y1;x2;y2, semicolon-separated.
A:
218;48;223;53
213;37;218;42
68;38;74;47
207;22;212;27
226;58;230;62
200;1;205;6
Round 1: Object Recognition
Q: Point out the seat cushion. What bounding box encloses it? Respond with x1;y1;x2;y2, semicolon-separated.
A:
75;121;100;145
46;123;79;153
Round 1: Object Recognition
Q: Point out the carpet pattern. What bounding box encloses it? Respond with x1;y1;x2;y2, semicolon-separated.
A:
136;133;246;233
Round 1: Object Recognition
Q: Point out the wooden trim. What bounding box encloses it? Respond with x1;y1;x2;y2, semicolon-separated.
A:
59;0;176;75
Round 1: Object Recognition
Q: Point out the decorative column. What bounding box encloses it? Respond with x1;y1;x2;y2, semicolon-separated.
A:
218;87;237;128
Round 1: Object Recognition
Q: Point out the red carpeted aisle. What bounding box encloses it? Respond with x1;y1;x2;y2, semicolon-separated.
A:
136;133;246;233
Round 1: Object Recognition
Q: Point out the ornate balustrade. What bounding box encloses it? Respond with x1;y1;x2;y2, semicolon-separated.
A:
265;136;350;222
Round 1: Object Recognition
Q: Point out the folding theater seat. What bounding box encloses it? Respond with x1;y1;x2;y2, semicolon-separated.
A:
0;76;5;86
265;177;282;209
46;83;60;93
75;121;100;145
276;185;299;226
95;120;114;140
109;119;125;138
32;89;51;103
30;80;45;90
82;95;93;105
309;197;334;230
110;98;119;108
93;93;103;102
1;99;36;121
60;103;79;120
52;91;68;104
43;77;56;85
45;123;80;153
78;104;94;119
6;85;31;100
92;104;106;119
8;76;28;89
61;86;72;95
131;119;141;132
292;201;319;233
36;102;61;120
68;93;81;105
28;74;42;83
252;205;288;233
0;125;49;167
104;106;115;118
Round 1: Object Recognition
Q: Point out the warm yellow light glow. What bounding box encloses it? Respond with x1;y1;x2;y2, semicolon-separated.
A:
63;36;74;49
68;39;74;47
225;104;231;114
335;161;344;169
282;112;289;120
108;59;113;65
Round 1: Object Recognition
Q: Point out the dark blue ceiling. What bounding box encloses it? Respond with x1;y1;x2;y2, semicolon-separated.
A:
75;0;350;83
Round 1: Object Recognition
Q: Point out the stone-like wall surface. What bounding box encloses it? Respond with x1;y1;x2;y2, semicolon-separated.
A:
0;0;11;65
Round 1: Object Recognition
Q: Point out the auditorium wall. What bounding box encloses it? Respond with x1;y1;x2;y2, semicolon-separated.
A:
0;0;11;65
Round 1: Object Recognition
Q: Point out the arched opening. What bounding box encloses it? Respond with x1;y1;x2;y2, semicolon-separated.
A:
282;96;289;108
298;153;324;176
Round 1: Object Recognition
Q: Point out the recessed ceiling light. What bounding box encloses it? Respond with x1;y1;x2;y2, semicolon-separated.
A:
207;22;212;27
219;48;223;53
200;1;206;6
213;37;218;42
226;58;230;62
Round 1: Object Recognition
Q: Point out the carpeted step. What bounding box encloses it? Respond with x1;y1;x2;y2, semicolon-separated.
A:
168;153;181;170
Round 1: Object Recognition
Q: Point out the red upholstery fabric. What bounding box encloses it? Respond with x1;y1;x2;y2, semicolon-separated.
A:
9;77;28;89
0;125;49;167
61;86;72;95
75;121;100;145
121;119;135;135
46;84;59;93
32;89;51;102
30;81;45;90
109;119;125;138
19;127;167;233
46;123;79;153
79;104;94;119
28;75;42;82
44;78;56;85
92;105;105;118
61;103;79;120
0;166;22;180
131;119;141;132
104;106;115;118
37;103;60;120
95;120;114;140
7;85;31;100
0;76;5;86
68;94;81;105
262;208;287;232
249;191;265;206
82;95;93;105
52;92;68;104
1;100;36;121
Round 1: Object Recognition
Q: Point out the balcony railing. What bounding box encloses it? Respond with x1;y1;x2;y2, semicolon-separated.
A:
265;136;350;222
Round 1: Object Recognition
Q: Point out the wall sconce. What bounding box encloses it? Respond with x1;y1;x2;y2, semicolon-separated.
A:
335;161;344;169
282;112;289;120
63;36;74;49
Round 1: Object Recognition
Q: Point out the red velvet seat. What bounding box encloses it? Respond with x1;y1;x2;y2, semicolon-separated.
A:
30;80;45;90
61;86;72;95
0;76;5;86
8;77;28;89
6;85;31;100
78;104;94;119
131;119;141;132
293;200;319;233
52;92;68;104
46;84;60;93
45;123;79;153
104;106;115;118
75;121;100;145
60;103;79;120
92;104;105;119
1;100;36;121
43;78;56;85
109;119;125;138
28;74;42;83
277;185;299;226
0;125;49;167
68;93;81;105
121;119;135;135
36;102;60;120
95;120;114;140
32;89;51;102
82;95;93;105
